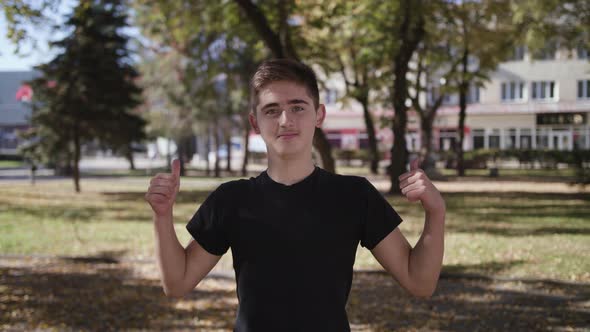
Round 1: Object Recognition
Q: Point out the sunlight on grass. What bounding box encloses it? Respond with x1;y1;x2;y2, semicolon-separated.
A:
1;177;589;281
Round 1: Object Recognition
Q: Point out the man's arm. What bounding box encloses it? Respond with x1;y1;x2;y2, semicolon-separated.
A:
371;158;446;298
153;213;221;298
147;159;222;298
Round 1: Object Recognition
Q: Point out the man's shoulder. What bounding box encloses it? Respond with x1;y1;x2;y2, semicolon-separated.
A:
317;168;368;188
214;177;257;198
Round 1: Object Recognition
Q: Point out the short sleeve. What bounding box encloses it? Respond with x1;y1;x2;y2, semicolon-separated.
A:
359;177;403;250
186;185;230;256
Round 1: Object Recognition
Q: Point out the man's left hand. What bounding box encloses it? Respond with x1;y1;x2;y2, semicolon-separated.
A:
399;157;445;214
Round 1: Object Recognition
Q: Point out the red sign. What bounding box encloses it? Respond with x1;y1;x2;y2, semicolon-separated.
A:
15;84;33;102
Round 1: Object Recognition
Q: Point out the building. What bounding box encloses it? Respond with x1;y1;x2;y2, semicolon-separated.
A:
0;71;35;155
319;46;590;154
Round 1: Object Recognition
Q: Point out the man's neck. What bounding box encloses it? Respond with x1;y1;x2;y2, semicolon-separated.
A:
266;154;316;186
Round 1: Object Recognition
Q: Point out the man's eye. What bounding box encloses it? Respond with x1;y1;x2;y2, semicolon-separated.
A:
292;106;304;112
265;109;279;115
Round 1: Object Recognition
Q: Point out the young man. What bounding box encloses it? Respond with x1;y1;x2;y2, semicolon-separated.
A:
145;59;446;331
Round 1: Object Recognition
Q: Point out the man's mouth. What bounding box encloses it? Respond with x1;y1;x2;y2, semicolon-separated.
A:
277;132;299;139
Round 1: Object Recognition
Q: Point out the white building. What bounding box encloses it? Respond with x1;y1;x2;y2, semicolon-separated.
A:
320;46;590;154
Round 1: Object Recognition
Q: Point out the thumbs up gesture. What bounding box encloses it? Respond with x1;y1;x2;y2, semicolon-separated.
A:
398;156;445;213
145;159;181;217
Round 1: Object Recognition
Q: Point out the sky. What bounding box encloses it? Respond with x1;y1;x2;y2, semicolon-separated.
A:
0;1;143;72
0;15;56;71
0;1;80;71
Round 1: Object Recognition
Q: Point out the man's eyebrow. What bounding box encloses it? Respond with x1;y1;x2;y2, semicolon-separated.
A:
261;102;280;111
260;99;309;111
287;99;309;105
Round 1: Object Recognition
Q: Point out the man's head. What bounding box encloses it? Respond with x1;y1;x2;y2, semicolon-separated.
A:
249;59;320;112
248;59;326;159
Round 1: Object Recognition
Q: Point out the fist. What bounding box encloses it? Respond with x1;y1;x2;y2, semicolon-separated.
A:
399;157;445;213
145;159;181;217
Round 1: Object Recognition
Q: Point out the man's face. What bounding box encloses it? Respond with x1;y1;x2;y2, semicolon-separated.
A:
249;81;325;159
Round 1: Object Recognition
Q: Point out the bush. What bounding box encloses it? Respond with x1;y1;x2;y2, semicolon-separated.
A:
438;149;590;170
0;154;24;161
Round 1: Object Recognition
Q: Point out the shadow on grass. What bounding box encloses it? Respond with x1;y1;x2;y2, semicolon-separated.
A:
0;257;236;331
347;270;590;331
1;205;104;221
442;260;527;276
59;249;129;264
101;189;214;205
441;191;590;236
1;190;215;224
442;191;590;203
1;204;152;223
2;254;588;331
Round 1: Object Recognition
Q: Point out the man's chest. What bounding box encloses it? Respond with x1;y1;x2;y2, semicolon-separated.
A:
226;193;361;262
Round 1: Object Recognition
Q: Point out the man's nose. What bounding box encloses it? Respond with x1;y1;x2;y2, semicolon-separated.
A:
279;110;293;126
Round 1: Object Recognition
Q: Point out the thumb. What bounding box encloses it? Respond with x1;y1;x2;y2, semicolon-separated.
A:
410;156;420;171
171;158;181;180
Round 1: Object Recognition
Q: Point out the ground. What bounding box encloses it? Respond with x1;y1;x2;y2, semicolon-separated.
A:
0;169;589;331
1;255;588;331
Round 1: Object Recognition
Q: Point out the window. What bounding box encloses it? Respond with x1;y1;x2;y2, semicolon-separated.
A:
505;128;517;149
439;129;457;151
536;129;549;149
325;89;339;104
532;42;557;60
577;46;589;60
489;129;500;149
467;85;480;104
531;81;556;100
472;129;485;149
510;46;525;61
442;93;454;105
501;81;526;101
578;80;590;99
574;128;588;149
520;128;532;149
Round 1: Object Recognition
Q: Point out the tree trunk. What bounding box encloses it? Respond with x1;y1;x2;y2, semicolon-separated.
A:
313;128;335;172
420;111;437;171
225;125;232;174
389;109;409;194
205;125;211;177
359;94;379;174
241;115;250;177
388;0;424;194
234;0;335;173
166;136;172;173
177;139;186;176
125;146;135;171
73;129;81;193
214;120;221;178
456;48;469;177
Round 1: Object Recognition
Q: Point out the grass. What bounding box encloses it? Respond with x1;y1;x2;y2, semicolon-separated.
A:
439;167;577;179
0;160;23;168
0;176;588;282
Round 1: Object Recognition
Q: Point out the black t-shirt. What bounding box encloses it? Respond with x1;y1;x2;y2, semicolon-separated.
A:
186;166;403;332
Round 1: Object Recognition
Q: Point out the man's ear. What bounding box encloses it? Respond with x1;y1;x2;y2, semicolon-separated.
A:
315;104;326;128
249;112;260;134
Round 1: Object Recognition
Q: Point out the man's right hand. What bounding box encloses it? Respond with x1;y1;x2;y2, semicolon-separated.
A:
145;158;181;217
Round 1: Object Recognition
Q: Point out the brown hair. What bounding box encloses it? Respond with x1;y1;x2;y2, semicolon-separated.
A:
249;58;320;114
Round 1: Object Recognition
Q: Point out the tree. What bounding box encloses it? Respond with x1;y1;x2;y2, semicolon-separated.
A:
386;0;425;194
233;0;336;173
24;0;145;192
446;0;516;176
134;0;262;177
512;0;590;54
302;0;390;175
408;7;461;177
